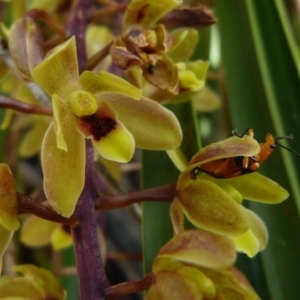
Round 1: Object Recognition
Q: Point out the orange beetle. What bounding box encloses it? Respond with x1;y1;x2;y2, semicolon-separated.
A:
191;128;299;179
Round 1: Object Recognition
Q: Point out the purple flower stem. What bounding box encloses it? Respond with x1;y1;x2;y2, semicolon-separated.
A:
68;1;109;298
71;140;110;300
67;0;93;70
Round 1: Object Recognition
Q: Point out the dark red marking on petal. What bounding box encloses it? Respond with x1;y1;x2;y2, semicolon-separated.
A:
137;4;149;23
80;114;116;141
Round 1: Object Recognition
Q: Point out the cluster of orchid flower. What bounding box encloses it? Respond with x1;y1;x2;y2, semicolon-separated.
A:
0;0;289;299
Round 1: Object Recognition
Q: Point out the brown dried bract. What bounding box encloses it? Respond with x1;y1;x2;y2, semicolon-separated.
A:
161;6;217;29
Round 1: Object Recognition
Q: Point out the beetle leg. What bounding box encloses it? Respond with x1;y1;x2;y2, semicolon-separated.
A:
248;162;260;171
232;127;253;138
190;166;201;179
242;156;249;169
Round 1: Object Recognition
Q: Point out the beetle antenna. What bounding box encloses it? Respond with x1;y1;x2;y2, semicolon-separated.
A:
275;134;293;140
275;141;300;158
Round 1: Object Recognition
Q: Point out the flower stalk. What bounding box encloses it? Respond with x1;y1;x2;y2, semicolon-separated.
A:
17;193;78;226
104;273;154;300
0;95;53;115
71;142;110;299
96;182;176;210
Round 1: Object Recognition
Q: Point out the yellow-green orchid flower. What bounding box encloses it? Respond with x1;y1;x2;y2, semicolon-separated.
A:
20;214;73;250
146;230;260;300
0;164;19;273
30;36;181;217
20;214;107;261
110;0;182;94
170;133;289;257
0;264;66;299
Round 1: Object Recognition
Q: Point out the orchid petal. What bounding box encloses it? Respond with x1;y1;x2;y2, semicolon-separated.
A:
41;122;85;217
169;29;199;62
102;94;182;150
0;276;44;298
186;60;210;81
86;25;114;58
0;109;13;130
166;148;189;172
8;18;43;81
98;156;121;180
19;116;50;157
73;97;134;162
177;175;249;236
175;266;216;299
198;174;243;204
232;207;268;257
177;61;209;93
86;25;113;72
0;164;19;231
30;0;67;13
192;86;221;111
153;257;185;273
0;224;13;274
170;198;184;234
79;70;142;100
20;215;56;247
178;69;204;91
51;226;73;250
144;55;179;94
218;287;246;299
32;36;79;98
232;229;260;259
200;267;260;300
189;135;260;166
52;94;69;151
13;81;39;105
223;172;289;204
144;285;161;300
126;66;144;89
123;0;182;28
243;207;268;251
156;230;236;270
110;45;144;69
154;270;200;300
13;265;66;299
92;122;135;163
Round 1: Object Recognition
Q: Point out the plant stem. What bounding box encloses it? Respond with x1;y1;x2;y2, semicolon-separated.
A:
82;41;113;71
68;1;109;299
88;4;127;22
95;182;177;210
104;273;154;300
71;141;109;300
0;96;53;115
17;192;78;226
67;0;93;69
26;9;66;37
